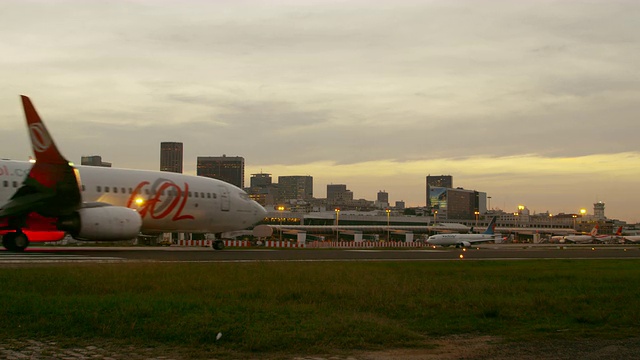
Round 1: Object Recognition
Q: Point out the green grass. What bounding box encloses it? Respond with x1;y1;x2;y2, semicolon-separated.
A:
1;260;639;357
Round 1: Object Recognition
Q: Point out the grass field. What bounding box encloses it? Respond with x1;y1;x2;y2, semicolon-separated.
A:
1;260;639;358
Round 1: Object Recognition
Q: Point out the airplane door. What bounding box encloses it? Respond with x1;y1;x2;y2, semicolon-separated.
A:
218;185;230;211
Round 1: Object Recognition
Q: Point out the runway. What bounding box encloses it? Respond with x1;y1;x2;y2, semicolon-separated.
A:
1;244;640;264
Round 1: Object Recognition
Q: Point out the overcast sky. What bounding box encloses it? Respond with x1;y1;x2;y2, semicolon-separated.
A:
1;0;639;221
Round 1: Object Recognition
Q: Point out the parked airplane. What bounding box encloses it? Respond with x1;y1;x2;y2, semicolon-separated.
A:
0;96;267;251
562;225;602;244
622;235;640;244
596;226;623;243
616;228;640;244
426;216;497;248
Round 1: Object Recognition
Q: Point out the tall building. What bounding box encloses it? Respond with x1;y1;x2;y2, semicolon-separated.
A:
376;190;389;209
327;184;353;203
594;201;606;221
250;172;272;188
81;155;111;167
377;190;389;203
160;142;183;173
278;176;313;202
426;175;452;209
197;155;245;188
247;173;276;206
428;186;481;220
427;175;453;188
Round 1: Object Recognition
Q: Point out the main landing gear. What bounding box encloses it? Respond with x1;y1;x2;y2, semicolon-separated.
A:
212;240;225;250
2;231;30;252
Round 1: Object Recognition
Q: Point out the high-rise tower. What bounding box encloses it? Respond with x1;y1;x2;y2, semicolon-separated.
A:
197;155;245;188
160;142;183;173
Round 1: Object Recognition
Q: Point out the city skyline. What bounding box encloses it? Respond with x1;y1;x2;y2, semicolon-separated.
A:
1;1;639;222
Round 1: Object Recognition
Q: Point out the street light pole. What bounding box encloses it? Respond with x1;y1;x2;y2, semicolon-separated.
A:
335;208;340;242
474;211;480;229
386;209;391;241
277;206;285;241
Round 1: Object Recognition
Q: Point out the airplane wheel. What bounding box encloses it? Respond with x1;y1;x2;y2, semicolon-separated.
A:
2;232;29;252
212;240;225;250
14;232;29;251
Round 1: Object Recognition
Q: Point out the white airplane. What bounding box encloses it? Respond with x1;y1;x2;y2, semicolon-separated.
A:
561;225;615;244
426;216;497;248
622;235;640;244
596;226;623;243
617;228;640;244
0;96;267;251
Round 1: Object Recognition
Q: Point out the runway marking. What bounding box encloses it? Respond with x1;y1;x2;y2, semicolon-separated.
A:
0;252;125;264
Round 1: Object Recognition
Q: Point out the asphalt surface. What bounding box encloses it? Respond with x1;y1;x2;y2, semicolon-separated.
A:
2;244;640;263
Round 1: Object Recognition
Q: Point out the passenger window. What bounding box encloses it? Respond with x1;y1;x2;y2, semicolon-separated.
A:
12;181;18;188
121;187;126;194
82;185;85;191
188;192;192;197
105;187;110;193
195;192;199;198
200;192;204;198
113;187;118;193
97;186;102;192
213;193;217;199
207;193;211;199
3;180;7;187
145;189;149;195
128;188;133;194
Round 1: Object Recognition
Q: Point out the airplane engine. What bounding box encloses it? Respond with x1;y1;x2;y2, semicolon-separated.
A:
457;241;471;248
58;206;142;241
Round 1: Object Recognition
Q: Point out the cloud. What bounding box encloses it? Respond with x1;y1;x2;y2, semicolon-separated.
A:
1;0;639;221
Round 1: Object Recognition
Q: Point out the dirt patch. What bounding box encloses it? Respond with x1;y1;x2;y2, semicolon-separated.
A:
354;336;499;360
354;336;640;360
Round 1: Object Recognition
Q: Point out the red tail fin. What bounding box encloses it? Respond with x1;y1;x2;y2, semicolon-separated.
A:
14;96;82;216
21;95;68;165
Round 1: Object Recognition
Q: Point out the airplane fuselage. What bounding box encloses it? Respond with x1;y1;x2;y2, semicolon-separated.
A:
426;233;496;246
0;160;266;235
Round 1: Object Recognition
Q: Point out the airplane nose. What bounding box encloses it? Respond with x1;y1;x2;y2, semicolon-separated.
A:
252;202;268;224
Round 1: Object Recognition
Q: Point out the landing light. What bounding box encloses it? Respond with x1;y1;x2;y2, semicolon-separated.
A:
459;254;464;259
135;197;145;206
